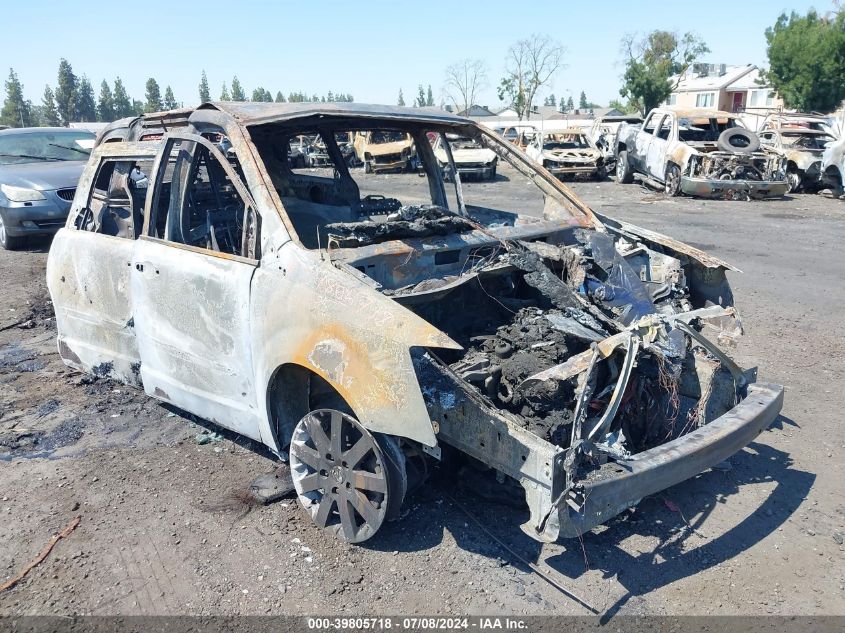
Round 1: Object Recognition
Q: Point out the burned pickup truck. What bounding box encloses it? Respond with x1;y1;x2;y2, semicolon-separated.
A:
47;103;783;544
615;108;788;199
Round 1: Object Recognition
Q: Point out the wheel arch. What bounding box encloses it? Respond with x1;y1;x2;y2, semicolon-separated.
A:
266;362;354;452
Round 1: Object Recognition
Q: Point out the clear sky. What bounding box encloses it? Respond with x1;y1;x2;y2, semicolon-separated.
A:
1;0;832;110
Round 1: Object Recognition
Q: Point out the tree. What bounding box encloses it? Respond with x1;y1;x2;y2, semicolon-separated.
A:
444;58;488;115
163;85;178;110
397;88;405;106
113;78;133;118
199;70;211;103
0;68;32;127
144;78;162;113
544;93;556;107
54;58;78;124
620;30;709;115
251;87;272;102
132;99;144;116
231;76;245;101
415;84;426;107
275;91;286;103
764;10;845;112
220;83;230;100
75;76;97;121
579;91;588;109
607;98;637;114
41;85;60;126
426;84;435;107
566;95;574;111
97;80;115;122
497;35;565;120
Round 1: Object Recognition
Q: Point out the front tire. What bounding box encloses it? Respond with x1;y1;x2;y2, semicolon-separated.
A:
0;213;25;250
664;164;682;197
616;150;633;184
289;409;406;543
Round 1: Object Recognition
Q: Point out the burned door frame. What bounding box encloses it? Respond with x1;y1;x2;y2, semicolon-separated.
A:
48;144;160;386
644;113;673;180
130;132;264;440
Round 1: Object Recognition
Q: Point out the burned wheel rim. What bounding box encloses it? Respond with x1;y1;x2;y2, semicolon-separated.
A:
665;165;681;196
786;171;801;193
289;409;390;543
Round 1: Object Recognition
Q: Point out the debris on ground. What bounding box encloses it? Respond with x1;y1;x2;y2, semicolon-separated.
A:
195;431;224;445
0;516;81;593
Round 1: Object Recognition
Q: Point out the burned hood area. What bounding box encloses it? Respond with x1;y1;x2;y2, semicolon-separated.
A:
336;208;744;463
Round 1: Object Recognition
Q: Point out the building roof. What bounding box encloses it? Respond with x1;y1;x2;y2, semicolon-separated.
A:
456;105;497;117
671;64;755;93
726;67;771;92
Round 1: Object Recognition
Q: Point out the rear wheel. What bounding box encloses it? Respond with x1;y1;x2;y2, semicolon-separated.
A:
616;150;633;183
0;213;25;250
289;409;406;543
664;164;682;197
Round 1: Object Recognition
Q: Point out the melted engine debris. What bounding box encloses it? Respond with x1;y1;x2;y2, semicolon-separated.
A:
326;205;475;247
399;230;737;454
451;307;581;445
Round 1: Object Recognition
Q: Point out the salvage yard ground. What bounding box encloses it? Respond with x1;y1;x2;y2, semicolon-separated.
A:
1;165;843;616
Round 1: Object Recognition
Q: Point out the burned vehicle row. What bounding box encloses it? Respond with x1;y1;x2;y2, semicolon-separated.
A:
615;108;789;199
47;102;783;544
525;128;606;180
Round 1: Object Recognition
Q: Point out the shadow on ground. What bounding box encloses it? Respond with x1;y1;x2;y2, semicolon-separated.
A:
363;415;813;617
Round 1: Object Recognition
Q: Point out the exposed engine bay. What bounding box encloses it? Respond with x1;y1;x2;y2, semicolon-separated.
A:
688;151;785;182
330;207;745;462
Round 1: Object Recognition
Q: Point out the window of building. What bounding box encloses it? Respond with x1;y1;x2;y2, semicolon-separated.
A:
666;94;677;106
695;92;715;108
749;89;775;107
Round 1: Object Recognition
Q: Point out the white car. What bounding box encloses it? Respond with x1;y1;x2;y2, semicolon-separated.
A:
432;133;497;180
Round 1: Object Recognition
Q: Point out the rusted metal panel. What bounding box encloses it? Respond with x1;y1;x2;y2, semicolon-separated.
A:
251;242;460;449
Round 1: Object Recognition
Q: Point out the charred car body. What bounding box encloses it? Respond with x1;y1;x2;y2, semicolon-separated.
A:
525;128;606;180
432;133;497;180
615;108;788;199
47;102;783;544
760;127;835;192
822;135;845;197
353;129;416;173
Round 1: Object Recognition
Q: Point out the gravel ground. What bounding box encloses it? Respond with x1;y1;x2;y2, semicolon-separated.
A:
0;167;843;617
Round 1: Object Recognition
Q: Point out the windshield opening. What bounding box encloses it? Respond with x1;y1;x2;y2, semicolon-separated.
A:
250;119;587;256
781;133;832;150
543;133;588;150
678;117;740;143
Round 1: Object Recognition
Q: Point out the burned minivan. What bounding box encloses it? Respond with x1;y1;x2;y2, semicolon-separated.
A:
47;103;783;544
